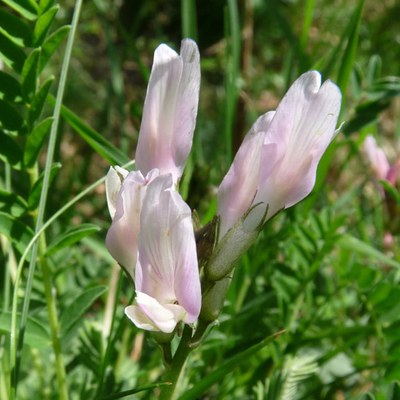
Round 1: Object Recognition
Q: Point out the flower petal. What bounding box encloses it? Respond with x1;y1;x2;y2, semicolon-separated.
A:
217;112;275;237
135;40;200;182
106;169;159;278
257;71;342;215
363;135;390;181
125;292;185;333
135;174;201;326
105;166;129;218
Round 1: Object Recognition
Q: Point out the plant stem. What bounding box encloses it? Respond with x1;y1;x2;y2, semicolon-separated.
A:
38;236;69;400
159;325;194;400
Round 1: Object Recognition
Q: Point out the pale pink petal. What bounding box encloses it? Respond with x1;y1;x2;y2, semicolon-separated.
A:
217;112;275;237
105;166;129;218
125;292;185;333
217;71;341;238
257;71;341;216
135;40;200;182
106;169;159;278
134;174;201;329
363;135;390;181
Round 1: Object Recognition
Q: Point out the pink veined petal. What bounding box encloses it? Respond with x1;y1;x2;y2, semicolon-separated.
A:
106;169;159;279
363;135;391;181
257;71;341;215
135;174;201;328
217;112;276;237
166;189;201;323
135;40;200;182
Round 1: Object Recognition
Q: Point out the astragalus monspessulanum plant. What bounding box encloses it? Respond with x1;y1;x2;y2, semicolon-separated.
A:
105;39;341;399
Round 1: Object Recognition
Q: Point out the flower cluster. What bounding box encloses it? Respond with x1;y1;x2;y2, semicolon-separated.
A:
105;40;201;333
362;135;400;240
106;40;342;333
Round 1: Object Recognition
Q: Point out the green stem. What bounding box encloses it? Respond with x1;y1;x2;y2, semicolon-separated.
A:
159;325;194;400
10;0;83;397
38;236;69;400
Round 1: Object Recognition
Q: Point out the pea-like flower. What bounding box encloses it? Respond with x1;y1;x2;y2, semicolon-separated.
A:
105;40;201;332
125;174;201;333
208;71;341;281
135;39;200;183
363;135;398;185
218;71;342;237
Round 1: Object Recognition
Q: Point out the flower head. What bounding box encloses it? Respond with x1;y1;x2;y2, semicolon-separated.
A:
105;167;159;279
125;174;201;333
218;71;342;238
105;40;202;332
135;39;200;184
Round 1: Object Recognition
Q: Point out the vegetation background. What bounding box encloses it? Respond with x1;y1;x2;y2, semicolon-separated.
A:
0;0;399;399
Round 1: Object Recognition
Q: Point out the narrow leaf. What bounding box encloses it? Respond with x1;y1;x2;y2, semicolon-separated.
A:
338;234;400;269
28;162;61;210
0;211;34;256
0;8;32;47
0;71;23;103
60;286;107;338
48;95;130;165
38;0;55;15
24;117;53;167
0;190;27;217
46;223;100;256
0;31;26;73
2;0;38;21
0;130;23;167
178;331;284;400
0;99;25;132
21;48;40;101
39;25;70;72
0;312;50;349
33;5;59;46
100;383;172;400
28;75;54;125
336;0;365;95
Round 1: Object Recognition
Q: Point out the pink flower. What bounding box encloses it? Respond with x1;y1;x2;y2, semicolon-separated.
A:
217;71;342;238
363;136;390;181
135;39;200;184
106;40;202;332
125;174;201;333
363;135;398;185
105;167;160;279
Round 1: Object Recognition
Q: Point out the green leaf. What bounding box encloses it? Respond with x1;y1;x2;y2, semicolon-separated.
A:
0;71;23;103
336;0;365;95
0;8;32;47
99;383;172;400
338;234;400;269
48;96;130;165
0;190;27;217
0;211;34;256
0;130;23;167
38;0;55;15
33;5;59;46
2;0;38;21
0;312;50;350
24;117;53;167
0;31;26;73
46;223;101;256
28;75;54;125
178;331;284;400
60;286;107;338
39;25;70;72
21;48;40;102
0;99;24;132
28;162;61;210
